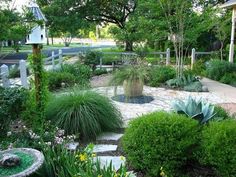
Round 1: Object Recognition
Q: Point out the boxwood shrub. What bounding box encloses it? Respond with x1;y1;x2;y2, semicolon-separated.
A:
122;111;199;177
196;120;236;177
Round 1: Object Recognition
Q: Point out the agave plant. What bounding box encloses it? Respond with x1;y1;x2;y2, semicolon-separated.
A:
172;96;216;124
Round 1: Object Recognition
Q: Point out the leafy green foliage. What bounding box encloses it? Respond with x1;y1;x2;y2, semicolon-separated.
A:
45;90;122;140
192;59;207;76
183;81;203;92
206;60;236;81
166;74;203;92
196;120;236;177
172;96;216;124
47;63;91;91
220;72;236;87
147;66;175;87
0;87;29;136
47;71;76;91
213;105;230;120
122;111;199;177
34;143;130;177
93;68;108;76
82;51;102;71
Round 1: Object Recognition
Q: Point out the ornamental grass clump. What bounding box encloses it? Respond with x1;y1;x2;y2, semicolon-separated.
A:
122;111;199;177
45;90;123;140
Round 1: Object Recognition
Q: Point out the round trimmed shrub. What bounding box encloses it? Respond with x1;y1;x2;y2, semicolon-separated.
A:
45;91;123;140
122;112;199;176
196;120;236;177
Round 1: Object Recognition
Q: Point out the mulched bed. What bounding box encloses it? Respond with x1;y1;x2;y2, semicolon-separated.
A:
111;94;154;104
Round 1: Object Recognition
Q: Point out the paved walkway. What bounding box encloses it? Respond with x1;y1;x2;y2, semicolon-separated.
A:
201;78;236;103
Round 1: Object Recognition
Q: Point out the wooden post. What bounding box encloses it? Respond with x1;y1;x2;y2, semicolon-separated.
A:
52;51;55;70
1;64;10;87
32;44;42;107
191;48;196;70
19;60;28;88
166;48;170;65
229;8;236;63
100;57;102;69
59;49;63;66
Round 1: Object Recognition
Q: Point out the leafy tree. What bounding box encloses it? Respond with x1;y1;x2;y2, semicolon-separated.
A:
0;3;31;53
37;0;93;47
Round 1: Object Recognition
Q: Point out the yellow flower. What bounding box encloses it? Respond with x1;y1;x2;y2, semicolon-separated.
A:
120;156;125;161
160;171;165;177
92;153;96;157
113;174;118;177
79;153;87;161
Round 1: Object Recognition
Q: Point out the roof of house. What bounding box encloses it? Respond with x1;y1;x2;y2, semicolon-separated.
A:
28;2;47;21
221;0;236;8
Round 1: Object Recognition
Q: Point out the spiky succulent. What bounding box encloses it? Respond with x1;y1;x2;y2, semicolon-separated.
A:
172;96;216;124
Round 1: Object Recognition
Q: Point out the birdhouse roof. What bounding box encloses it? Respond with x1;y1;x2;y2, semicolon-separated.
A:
221;0;236;8
28;2;47;21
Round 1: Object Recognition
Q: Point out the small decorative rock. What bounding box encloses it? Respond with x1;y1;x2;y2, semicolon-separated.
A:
0;153;21;167
202;86;209;92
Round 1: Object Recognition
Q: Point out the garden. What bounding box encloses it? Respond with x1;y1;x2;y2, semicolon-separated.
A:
1;0;236;177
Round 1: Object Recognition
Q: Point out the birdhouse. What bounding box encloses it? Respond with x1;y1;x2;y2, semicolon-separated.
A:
26;1;47;45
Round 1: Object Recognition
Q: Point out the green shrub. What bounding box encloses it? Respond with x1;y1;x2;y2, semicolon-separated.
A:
47;71;76;91
192;59;207;76
196;120;236;176
206;60;236;81
9;66;30;78
183;81;203;92
61;63;92;83
213;105;230;120
122;111;199;177
93;68;108;76
47;64;91;91
45;90;123;140
147;66;175;87
0;87;29;137
166;74;202;92
82;51;102;71
220;72;236;86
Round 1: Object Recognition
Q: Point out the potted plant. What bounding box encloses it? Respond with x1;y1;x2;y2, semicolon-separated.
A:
110;65;148;97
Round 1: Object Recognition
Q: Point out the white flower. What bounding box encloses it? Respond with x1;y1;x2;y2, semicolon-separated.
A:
7;131;12;137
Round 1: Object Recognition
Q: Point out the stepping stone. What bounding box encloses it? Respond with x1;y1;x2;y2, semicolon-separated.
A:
93;144;117;153
65;142;79;151
94;156;126;171
97;132;124;141
127;171;137;177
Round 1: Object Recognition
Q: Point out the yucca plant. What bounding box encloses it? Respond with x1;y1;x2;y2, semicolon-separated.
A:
172;96;216;124
45;90;123;140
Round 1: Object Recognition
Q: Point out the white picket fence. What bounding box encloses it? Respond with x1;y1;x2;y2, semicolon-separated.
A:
0;60;28;88
0;48;172;88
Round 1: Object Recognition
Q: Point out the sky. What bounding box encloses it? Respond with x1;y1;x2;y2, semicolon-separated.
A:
10;0;31;11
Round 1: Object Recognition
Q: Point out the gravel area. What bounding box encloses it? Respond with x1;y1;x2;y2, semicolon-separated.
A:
93;86;231;125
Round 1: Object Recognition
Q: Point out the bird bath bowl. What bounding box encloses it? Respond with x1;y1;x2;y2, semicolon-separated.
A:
0;148;44;177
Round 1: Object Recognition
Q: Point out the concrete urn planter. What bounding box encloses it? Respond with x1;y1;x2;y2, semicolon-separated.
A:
123;79;143;97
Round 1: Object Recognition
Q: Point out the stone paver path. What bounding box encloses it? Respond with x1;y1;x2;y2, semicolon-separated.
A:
201;78;236;103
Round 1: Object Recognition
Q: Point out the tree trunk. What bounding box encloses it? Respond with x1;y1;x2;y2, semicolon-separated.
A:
220;41;224;61
125;40;133;51
51;36;54;45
